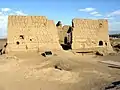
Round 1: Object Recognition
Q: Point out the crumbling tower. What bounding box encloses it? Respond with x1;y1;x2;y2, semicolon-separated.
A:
6;16;61;53
72;18;113;53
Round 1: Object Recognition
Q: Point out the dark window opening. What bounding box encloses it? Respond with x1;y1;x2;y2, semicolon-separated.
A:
30;39;32;41
20;35;24;39
99;41;103;46
16;41;20;45
105;42;107;46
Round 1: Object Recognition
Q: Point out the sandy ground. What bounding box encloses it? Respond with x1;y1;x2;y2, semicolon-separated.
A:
0;50;119;90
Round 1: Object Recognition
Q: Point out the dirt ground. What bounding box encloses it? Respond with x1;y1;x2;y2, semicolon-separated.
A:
0;50;119;90
0;39;120;90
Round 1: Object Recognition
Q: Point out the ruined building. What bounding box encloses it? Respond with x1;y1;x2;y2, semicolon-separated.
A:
72;19;113;53
6;16;61;52
57;19;113;53
56;23;72;50
5;15;113;54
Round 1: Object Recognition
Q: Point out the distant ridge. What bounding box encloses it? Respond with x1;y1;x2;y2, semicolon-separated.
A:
109;30;120;34
0;38;7;40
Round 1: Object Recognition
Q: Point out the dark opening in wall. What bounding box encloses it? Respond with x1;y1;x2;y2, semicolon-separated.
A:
61;44;71;50
64;37;67;44
60;26;73;50
20;35;24;39
4;43;8;48
105;42;107;46
67;27;72;33
72;21;74;27
30;39;32;41
16;41;20;45
99;41;103;46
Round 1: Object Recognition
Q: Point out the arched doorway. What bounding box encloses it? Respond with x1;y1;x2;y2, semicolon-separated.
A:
99;41;103;46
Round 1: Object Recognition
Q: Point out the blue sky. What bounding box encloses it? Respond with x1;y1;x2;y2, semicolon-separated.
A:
0;0;120;38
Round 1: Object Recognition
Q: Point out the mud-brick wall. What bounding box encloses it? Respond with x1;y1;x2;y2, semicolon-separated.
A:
62;25;71;44
7;16;61;52
72;19;113;52
57;25;63;44
38;20;62;51
57;25;70;44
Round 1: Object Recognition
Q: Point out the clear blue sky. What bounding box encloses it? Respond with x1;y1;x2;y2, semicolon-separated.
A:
0;0;120;38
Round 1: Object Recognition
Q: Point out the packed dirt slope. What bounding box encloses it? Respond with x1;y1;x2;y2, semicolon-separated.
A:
0;51;119;90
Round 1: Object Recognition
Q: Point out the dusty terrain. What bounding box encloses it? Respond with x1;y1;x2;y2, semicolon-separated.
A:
0;39;120;90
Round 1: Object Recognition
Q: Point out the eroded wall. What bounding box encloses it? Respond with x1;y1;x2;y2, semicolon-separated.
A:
57;25;70;44
57;24;73;45
72;18;113;52
56;22;63;44
7;16;61;52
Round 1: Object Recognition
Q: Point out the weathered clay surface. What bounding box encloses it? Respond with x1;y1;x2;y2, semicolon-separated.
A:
72;18;113;53
57;25;71;44
7;16;61;52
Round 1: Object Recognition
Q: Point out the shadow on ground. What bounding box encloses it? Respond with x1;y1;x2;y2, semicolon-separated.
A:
105;81;120;90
